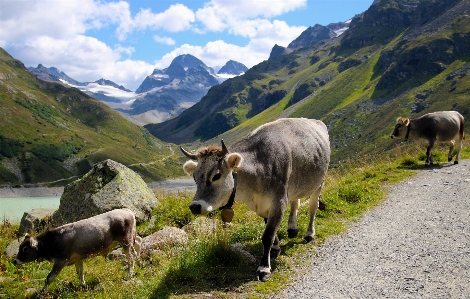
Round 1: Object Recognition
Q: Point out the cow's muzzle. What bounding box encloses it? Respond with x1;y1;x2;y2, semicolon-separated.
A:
189;202;202;215
189;201;212;215
13;259;22;265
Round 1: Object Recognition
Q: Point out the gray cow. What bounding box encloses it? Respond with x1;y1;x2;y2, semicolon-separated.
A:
391;111;465;167
14;208;139;294
181;118;330;281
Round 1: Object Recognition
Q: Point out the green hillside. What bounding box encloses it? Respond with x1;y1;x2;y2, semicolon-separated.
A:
146;0;470;164
0;48;184;185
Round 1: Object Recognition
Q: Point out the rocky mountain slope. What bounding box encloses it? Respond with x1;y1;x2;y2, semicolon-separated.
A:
218;60;248;75
0;48;182;186
126;54;220;124
145;0;470;164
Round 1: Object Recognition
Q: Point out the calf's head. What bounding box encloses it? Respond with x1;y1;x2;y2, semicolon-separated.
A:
14;234;41;265
391;117;409;139
181;140;243;215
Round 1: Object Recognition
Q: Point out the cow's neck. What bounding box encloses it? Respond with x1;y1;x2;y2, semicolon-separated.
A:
220;171;238;210
405;120;413;141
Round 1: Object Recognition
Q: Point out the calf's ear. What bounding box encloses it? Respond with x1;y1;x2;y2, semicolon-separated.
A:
30;237;38;249
183;160;198;175
227;153;243;171
404;118;410;126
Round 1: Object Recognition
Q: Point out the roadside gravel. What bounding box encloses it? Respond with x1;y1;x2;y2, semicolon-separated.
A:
277;160;470;299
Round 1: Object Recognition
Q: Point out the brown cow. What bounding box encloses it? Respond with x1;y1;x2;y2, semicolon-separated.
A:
391;111;465;167
13;208;139;294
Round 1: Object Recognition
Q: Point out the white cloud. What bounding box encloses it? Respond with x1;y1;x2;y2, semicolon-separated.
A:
153;35;176;46
195;0;307;32
9;34;152;91
116;4;195;40
0;0;131;41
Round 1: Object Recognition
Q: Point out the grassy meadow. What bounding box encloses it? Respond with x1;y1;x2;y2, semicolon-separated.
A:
1;144;468;299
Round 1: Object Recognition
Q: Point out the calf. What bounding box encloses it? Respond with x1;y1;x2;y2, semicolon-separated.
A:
14;208;139;294
391;111;465;166
181;118;330;281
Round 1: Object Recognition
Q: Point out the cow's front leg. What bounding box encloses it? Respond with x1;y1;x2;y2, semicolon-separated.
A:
425;140;435;167
257;204;285;282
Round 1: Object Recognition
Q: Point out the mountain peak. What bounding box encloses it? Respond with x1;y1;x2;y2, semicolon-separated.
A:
218;60;248;76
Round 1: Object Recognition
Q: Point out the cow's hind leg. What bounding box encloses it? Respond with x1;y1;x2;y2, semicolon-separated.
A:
448;140;455;162
304;183;323;243
455;137;463;164
287;198;300;238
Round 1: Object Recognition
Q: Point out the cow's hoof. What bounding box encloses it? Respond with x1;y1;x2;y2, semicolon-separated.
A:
448;157;453;162
287;228;299;238
303;236;314;244
454;161;459;165
256;270;271;282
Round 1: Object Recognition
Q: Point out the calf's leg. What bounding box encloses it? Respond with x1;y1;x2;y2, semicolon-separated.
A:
75;260;85;286
122;244;137;278
41;260;67;293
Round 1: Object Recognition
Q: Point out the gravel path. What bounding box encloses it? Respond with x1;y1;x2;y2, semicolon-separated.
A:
278;160;470;299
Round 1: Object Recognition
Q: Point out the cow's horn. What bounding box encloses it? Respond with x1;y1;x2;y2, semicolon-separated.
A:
180;146;197;160
221;139;229;156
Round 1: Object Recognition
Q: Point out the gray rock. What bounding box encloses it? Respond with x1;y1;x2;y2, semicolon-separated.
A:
4;240;19;258
141;227;188;257
51;159;158;226
18;208;55;236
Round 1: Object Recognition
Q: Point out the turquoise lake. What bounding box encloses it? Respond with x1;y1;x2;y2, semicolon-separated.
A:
0;196;61;224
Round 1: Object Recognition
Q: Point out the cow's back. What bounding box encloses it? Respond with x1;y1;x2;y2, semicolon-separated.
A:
232;118;330;199
51;209;136;258
416;111;463;141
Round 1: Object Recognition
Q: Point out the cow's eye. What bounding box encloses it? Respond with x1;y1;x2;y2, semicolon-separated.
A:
212;173;221;181
22;246;29;252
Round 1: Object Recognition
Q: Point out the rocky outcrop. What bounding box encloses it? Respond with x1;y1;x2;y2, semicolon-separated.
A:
18;208;55;236
51;159;157;226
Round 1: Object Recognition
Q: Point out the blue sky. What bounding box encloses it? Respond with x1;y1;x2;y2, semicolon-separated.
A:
0;0;374;91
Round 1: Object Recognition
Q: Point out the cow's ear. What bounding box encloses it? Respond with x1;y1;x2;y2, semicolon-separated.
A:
404;118;410;126
30;237;38;249
227;153;243;171
183;160;198;175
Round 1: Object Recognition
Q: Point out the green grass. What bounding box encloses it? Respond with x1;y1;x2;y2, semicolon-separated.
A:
1;148;469;298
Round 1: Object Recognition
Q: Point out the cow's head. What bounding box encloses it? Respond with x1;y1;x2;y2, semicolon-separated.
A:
390;117;410;139
181;140;243;215
14;234;41;265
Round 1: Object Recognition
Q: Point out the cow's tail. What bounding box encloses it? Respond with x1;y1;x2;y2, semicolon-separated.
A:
460;115;465;140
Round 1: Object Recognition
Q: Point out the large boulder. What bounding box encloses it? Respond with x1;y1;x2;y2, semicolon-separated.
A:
51;159;157;226
18;208;55;236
